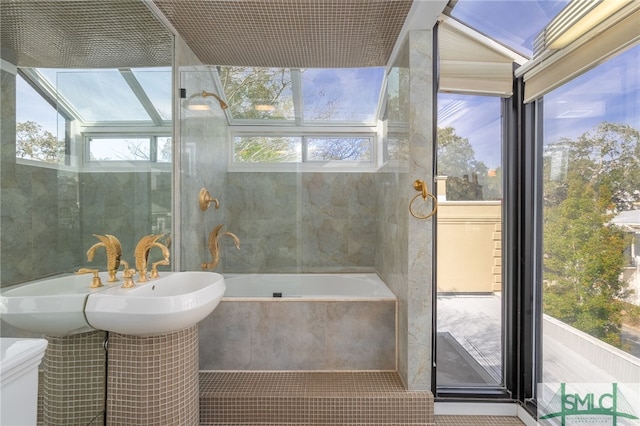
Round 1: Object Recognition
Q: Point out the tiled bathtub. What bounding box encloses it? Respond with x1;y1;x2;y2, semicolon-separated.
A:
198;273;397;370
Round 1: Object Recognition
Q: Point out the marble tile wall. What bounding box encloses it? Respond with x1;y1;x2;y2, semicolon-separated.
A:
375;31;435;390
405;30;435;391
1;67;82;288
78;171;171;270
199;300;396;371
223;172;377;273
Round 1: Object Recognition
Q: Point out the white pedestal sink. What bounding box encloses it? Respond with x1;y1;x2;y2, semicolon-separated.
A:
84;271;225;336
0;273;117;336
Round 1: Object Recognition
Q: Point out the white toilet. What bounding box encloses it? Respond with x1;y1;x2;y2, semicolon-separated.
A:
0;338;48;426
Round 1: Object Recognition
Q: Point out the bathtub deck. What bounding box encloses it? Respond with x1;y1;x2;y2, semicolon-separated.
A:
199;371;434;425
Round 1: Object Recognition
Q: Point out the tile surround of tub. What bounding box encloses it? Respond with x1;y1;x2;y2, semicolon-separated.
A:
106;326;199;426
199;300;396;371
40;331;107;426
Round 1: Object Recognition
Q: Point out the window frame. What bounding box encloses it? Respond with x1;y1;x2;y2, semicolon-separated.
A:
228;126;378;172
81;131;172;171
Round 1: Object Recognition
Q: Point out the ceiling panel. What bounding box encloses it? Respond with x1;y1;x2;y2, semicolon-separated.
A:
1;0;172;68
150;0;413;68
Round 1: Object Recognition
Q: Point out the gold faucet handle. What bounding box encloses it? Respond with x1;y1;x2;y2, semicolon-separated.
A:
121;268;137;289
150;259;170;279
76;268;104;288
199;188;220;211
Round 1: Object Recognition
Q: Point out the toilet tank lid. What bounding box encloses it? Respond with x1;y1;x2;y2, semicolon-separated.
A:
0;338;48;383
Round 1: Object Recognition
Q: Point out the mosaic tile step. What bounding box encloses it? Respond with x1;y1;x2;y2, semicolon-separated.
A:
200;371;434;425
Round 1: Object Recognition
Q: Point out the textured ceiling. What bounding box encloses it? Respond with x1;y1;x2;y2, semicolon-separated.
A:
1;0;414;70
150;0;414;68
0;0;173;68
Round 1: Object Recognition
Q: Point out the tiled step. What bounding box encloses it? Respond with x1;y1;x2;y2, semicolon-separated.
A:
200;371;434;425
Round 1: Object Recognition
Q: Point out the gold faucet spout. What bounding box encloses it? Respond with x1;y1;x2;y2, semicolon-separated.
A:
223;232;241;249
134;234;170;282
202;225;240;271
86;234;122;282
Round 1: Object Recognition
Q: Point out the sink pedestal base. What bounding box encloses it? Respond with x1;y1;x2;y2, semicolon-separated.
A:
42;331;107;426
106;325;199;426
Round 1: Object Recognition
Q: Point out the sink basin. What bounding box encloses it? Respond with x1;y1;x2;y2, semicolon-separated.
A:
0;273;117;336
84;271;225;336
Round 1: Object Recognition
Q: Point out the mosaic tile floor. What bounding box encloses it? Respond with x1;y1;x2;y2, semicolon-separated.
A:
200;417;525;426
435;415;525;425
200;371;433;425
199;371;528;425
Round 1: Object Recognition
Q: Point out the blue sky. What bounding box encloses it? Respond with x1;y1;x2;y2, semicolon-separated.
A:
302;68;384;122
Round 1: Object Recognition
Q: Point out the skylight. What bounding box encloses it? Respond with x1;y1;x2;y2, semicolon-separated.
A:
302;68;383;123
218;67;384;125
449;0;571;57
30;67;172;124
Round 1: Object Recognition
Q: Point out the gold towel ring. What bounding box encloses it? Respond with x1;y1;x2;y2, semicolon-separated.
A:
409;179;438;220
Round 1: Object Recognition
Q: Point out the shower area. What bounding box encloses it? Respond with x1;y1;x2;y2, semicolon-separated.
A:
176;31;435;389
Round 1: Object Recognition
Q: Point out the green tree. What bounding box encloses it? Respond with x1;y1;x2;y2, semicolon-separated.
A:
543;122;638;348
219;67;294;120
437;126;500;200
16;121;64;163
545;122;640;210
544;174;631;346
233;136;299;163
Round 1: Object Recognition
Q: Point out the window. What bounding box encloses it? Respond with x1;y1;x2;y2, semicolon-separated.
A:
233;136;301;163
15;74;67;165
87;136;172;162
436;92;504;388
449;0;570;57
16;67;172;168
219;67;384;125
219;67;381;171
231;134;374;169
540;45;640;386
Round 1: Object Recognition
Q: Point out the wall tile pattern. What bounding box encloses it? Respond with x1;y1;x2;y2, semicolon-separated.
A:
199;299;396;371
406;30;435;391
41;331;107;426
199;371;434;425
78;171;172;270
224;172;377;273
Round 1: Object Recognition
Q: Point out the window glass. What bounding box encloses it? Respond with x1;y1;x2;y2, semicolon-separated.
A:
306;137;371;161
15;74;65;164
157;137;172;163
220;67;295;121
302;68;383;123
88;137;151;161
541;45;640;386
39;69;150;122
449;0;570;57
132;68;172;121
436;92;504;387
437;94;502;201
233;136;302;163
